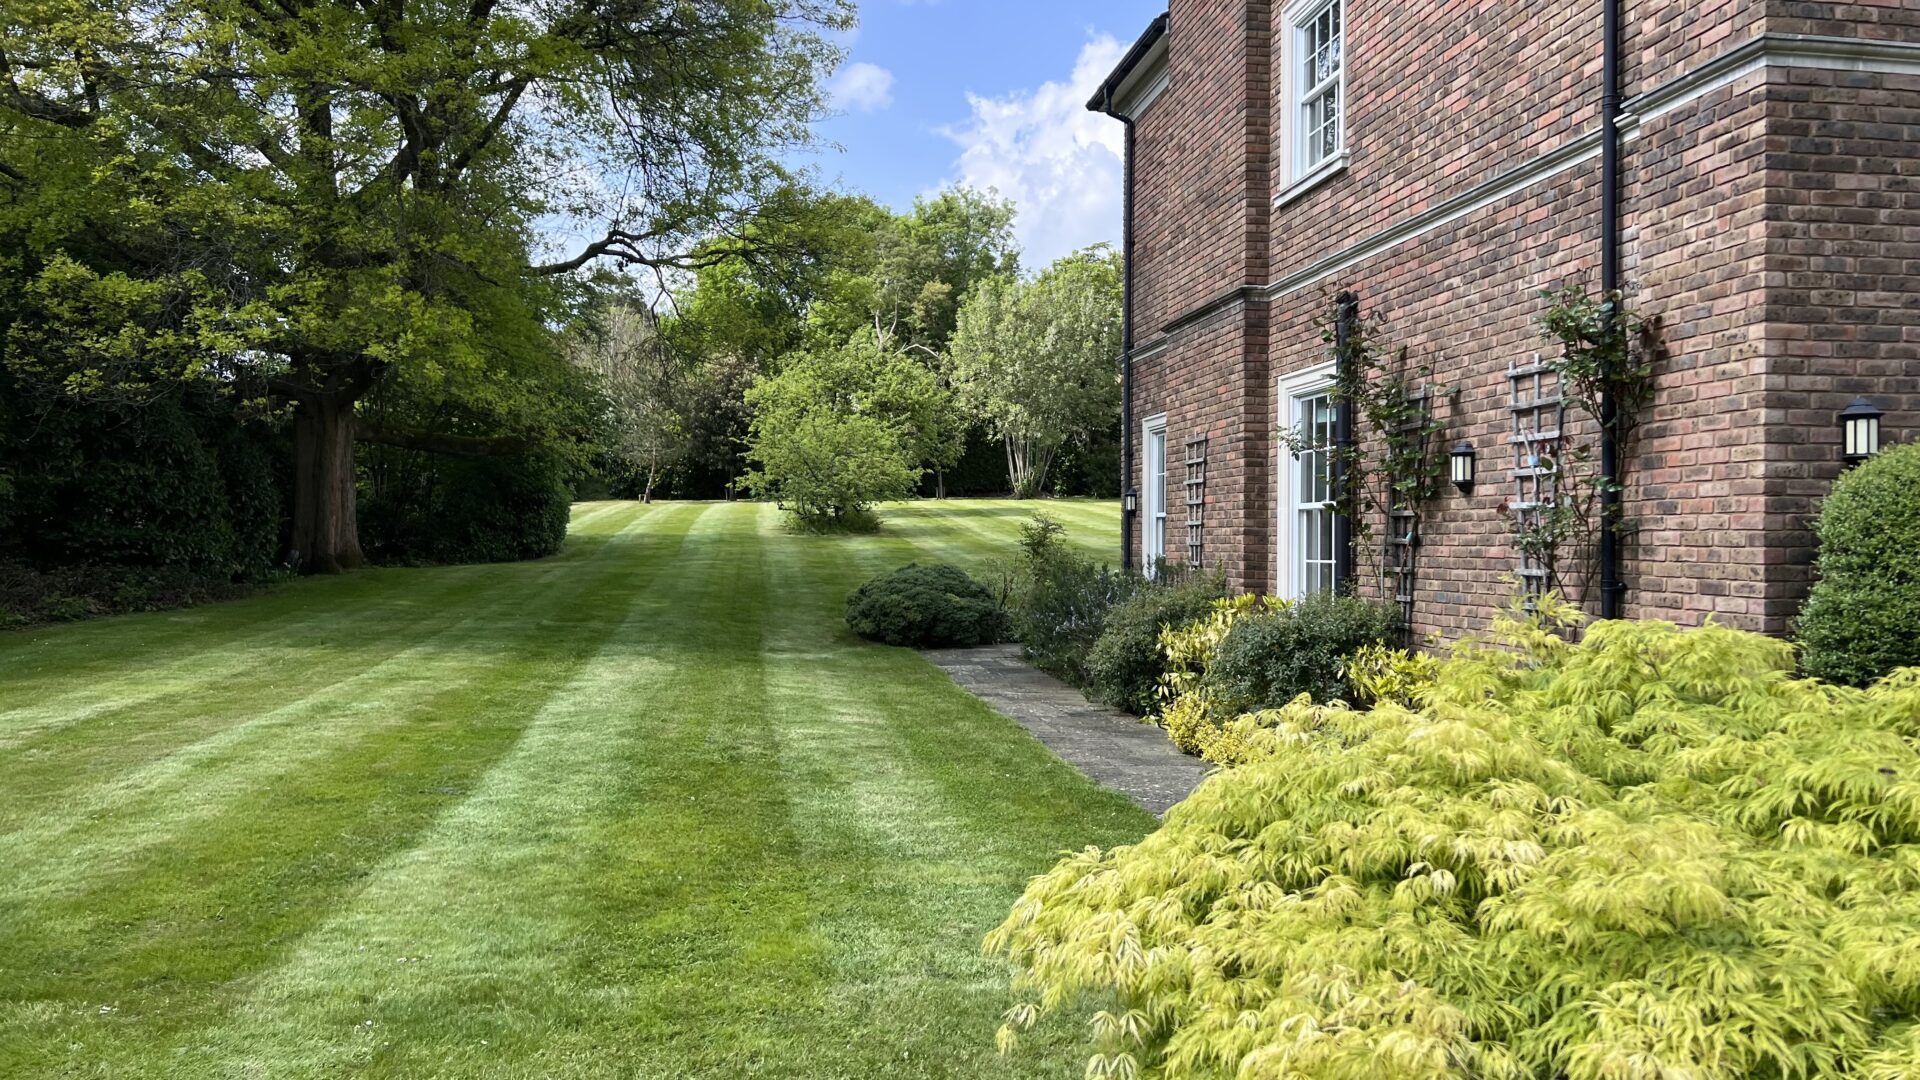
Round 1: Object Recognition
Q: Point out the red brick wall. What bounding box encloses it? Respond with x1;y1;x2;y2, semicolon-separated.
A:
1131;0;1274;333
1268;0;1601;269
1754;65;1920;627
1121;0;1920;639
1126;0;1276;587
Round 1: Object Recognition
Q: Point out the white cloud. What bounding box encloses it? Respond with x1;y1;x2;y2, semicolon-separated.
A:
830;62;896;113
940;35;1127;269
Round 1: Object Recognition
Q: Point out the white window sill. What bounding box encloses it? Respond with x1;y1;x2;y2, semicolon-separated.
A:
1274;152;1348;209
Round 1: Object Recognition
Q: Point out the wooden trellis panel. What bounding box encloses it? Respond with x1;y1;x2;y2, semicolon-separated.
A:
1184;436;1208;566
1382;389;1431;645
1509;356;1566;604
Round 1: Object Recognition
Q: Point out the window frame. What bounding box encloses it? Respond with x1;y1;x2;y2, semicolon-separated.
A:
1142;414;1170;576
1276;364;1339;599
1278;0;1349;203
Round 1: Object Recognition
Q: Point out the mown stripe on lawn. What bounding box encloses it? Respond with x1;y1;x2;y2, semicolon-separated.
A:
0;500;659;748
159;501;827;1078
0;499;1130;1079
0;504;700;1070
742;505;1151;1078
0;503;681;888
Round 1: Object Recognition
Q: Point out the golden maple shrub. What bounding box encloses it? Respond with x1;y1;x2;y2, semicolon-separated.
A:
988;600;1920;1080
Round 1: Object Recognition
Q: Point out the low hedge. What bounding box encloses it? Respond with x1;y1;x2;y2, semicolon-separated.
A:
845;563;1004;648
988;600;1920;1079
0;560;262;630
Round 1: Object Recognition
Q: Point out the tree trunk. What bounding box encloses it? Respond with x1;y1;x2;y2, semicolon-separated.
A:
643;465;657;504
934;467;946;500
289;392;367;574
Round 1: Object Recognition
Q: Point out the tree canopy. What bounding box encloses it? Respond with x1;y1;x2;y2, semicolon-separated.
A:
739;330;952;521
0;0;852;569
947;246;1123;498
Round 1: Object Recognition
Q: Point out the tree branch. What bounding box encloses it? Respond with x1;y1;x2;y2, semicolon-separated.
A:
530;226;752;277
0;50;94;128
441;77;526;183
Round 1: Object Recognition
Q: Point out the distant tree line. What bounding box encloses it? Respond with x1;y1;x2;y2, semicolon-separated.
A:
0;0;1123;621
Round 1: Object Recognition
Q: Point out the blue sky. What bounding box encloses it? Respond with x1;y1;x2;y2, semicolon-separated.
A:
799;0;1170;269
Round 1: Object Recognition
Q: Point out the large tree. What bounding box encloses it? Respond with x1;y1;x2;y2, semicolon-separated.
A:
0;0;850;570
947;246;1123;498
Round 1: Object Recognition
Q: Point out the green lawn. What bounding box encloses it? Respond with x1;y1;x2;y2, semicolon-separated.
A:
0;499;1143;1079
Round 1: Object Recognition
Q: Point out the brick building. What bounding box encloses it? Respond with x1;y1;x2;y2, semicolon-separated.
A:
1090;0;1920;639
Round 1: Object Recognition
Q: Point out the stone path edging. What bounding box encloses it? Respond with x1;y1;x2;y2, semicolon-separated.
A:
922;644;1210;816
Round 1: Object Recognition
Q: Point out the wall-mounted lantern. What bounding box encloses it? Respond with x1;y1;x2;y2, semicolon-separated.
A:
1450;441;1477;494
1840;397;1884;467
1123;488;1139;514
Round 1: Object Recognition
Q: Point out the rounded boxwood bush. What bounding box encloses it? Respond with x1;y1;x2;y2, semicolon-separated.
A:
1798;441;1920;686
1205;591;1399;709
846;563;1004;648
1085;574;1228;715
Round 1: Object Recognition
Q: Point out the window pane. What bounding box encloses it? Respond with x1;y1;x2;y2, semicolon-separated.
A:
1298;0;1343;169
1321;87;1340;158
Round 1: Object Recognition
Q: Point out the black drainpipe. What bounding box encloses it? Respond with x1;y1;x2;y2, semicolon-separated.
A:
1333;291;1359;593
1598;0;1625;619
1105;85;1139;574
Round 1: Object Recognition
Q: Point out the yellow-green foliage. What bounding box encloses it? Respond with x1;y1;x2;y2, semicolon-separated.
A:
1155;595;1285;756
1347;643;1442;708
987;602;1920;1080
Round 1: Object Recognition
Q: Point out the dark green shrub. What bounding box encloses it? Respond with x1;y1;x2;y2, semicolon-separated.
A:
360;450;571;565
0;559;261;629
1205;591;1399;708
1007;514;1137;686
1012;553;1134;686
0;376;287;581
845;563;1004;647
1085;574;1228;714
1798;442;1920;686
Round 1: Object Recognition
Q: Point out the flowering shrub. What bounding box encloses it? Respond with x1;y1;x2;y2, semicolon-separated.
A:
987;600;1920;1080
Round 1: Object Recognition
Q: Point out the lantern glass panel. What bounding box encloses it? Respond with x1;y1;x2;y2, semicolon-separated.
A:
1450;446;1474;486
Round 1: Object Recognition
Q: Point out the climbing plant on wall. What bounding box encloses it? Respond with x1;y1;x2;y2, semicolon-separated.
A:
1281;294;1452;634
1513;286;1661;608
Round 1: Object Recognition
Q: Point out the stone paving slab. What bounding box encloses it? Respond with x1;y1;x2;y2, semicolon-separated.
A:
923;644;1211;816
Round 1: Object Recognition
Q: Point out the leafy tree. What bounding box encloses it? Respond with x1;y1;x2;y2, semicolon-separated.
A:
569;298;688;504
0;0;851;571
655;187;1017;498
948;246;1123;497
866;188;1020;354
740;332;949;521
740;412;916;523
